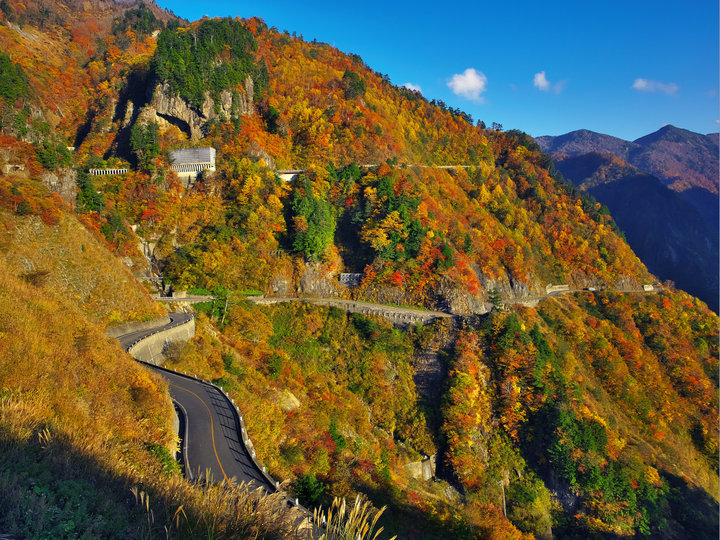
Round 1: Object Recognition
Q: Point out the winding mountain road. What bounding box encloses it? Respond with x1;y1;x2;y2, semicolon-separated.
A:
114;314;276;492
252;296;452;326
150;365;275;489
116;313;193;350
250;284;660;324
115;286;658;488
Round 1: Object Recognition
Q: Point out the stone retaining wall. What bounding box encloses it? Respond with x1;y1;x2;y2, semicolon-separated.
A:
253;297;452;328
545;284;570;294
404;455;437;481
127;317;196;365
106;316;171;338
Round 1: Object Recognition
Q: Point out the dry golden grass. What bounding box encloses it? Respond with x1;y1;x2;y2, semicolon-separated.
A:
314;496;395;540
0;245;397;538
0;210;164;324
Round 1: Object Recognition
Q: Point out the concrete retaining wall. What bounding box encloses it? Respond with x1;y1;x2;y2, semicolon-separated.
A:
106;316;171;338
153;294;214;304
253;297;452;328
127;317;196;365
510;298;540;308
545;284;570;294
403;455;437;481
89;168;129;175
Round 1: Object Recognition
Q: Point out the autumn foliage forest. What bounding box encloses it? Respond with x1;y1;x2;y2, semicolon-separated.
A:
0;1;717;538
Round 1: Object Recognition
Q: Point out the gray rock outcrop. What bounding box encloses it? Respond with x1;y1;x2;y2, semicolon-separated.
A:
147;77;254;140
41;168;77;207
298;263;346;298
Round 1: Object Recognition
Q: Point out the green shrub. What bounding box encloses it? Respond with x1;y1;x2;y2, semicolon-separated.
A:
294;473;325;508
145;443;180;475
328;417;346;452
0;52;29;103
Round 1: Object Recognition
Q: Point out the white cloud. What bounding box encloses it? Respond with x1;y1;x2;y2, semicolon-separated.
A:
533;71;565;94
447;68;488;102
402;82;422;94
632;78;679;95
533;71;550;91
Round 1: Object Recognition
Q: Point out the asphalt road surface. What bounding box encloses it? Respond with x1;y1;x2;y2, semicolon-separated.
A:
116;313;193;350
115;314;276;492
147;365;276;492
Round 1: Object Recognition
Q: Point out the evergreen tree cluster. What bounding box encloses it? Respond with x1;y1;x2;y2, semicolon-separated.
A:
0;52;30;104
340;69;366;100
130;122;160;171
290;179;336;261
75;170;105;213
112;1;164;49
36;140;71;170
151;18;262;110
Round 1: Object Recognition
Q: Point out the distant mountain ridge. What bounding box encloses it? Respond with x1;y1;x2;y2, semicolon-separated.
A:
536;129;638;161
536;126;719;237
545;135;719;312
536;125;719;195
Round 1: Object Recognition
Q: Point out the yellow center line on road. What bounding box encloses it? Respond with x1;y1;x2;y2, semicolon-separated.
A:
175;384;230;483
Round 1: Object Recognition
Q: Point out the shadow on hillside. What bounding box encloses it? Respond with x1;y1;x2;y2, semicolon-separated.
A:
73;109;96;149
0;429;303;539
356;481;466;540
0;433;149;538
662;471;719;539
107;66;153;164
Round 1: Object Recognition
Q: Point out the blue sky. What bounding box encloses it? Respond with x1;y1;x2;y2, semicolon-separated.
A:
158;1;719;141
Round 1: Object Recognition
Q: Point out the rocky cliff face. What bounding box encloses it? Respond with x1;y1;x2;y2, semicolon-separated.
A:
147;77;254;139
41;168;77;207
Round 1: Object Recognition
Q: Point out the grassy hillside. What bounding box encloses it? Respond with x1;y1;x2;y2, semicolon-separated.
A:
0;198;323;538
0;251;175;537
0;170;164;323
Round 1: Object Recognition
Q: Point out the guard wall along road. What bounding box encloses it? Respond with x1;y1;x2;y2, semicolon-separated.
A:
110;313;278;493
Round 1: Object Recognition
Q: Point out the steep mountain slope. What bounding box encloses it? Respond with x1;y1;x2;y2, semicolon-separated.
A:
0;2;718;538
0;179;308;537
538;127;719;312
633;126;719;236
633;125;718;194
0;0;178;142
0;256;310;538
0;154;164;322
536;126;719;230
553;151;719;312
443;290;718;537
